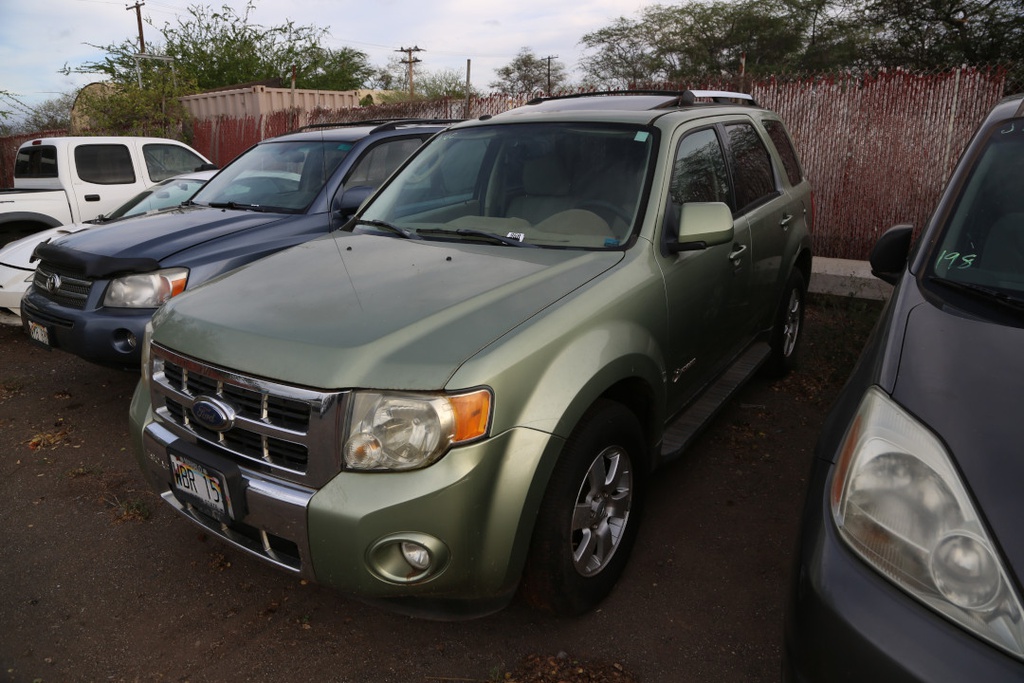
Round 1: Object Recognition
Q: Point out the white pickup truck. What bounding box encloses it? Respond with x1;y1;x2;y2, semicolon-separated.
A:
0;136;212;247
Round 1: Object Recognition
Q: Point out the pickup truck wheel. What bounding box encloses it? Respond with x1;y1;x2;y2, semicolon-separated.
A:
521;400;645;615
766;269;806;376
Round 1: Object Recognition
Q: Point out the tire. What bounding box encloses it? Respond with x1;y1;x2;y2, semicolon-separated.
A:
766;269;806;376
521;400;646;616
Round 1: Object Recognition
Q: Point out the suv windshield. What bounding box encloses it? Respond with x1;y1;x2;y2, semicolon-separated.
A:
359;123;653;249
193;140;353;212
929;117;1024;305
103;175;209;221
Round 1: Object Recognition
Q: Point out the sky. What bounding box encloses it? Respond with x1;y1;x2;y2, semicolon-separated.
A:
0;0;657;121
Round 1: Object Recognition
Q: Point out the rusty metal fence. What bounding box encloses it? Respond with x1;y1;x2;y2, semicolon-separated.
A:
1;66;1018;260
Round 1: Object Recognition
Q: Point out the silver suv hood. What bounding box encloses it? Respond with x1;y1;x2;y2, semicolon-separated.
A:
150;231;622;389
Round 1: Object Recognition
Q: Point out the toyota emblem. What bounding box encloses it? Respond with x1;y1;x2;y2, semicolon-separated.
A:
45;273;62;293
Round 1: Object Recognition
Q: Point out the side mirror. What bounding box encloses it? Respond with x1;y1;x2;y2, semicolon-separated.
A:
334;186;374;218
669;202;735;254
870;224;914;285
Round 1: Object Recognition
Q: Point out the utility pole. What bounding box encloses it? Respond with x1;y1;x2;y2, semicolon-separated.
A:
127;2;146;53
396;46;424;97
544;55;558;94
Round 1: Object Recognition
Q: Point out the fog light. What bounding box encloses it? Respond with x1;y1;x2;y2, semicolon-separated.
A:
113;328;138;353
401;541;431;571
367;533;450;584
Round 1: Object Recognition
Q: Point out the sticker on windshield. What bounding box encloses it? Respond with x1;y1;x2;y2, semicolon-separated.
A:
634;132;650;142
506;232;526;242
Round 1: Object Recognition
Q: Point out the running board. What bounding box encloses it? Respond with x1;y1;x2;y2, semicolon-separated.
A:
659;342;771;462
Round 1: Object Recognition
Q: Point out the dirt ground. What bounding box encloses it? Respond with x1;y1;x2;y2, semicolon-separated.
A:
0;296;881;683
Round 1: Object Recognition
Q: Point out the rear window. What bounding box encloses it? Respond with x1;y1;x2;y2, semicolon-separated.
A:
763;119;804;187
725;122;777;213
14;145;58;178
75;144;136;185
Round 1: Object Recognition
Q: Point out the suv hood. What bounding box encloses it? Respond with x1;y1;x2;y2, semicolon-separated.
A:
51;205;289;266
151;232;623;390
891;297;1024;586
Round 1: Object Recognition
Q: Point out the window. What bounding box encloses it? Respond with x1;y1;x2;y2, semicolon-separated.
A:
763;119;803;187
345;138;424;187
669;128;730;205
75;144;135;185
725;123;777;212
14;145;58;179
143;144;208;182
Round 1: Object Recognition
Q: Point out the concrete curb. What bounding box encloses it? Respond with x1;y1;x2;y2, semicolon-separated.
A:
809;257;891;301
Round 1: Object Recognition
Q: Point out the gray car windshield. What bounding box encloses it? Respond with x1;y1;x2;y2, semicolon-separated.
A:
930;118;1024;303
193;140;353;212
359;123;653;249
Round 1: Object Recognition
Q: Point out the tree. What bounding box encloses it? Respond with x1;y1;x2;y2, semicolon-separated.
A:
61;1;373;134
861;0;1024;67
490;48;569;95
20;92;77;132
418;68;478;99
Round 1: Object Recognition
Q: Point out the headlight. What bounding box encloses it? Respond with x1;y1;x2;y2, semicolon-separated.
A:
103;268;188;308
831;386;1024;657
343;389;491;471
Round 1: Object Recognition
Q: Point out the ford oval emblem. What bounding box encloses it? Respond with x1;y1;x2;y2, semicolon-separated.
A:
190;396;236;432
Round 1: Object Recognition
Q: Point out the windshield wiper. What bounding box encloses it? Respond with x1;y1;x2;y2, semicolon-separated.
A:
929;275;1024;313
205;201;273;212
418;227;538;247
354;218;421;239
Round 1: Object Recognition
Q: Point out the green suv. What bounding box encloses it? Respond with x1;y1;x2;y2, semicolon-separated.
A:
129;90;813;617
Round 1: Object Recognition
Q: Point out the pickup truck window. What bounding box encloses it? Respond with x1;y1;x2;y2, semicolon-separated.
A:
75;144;136;185
14;145;58;178
142;143;208;182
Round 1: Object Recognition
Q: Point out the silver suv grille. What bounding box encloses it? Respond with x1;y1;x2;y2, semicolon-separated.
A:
149;343;347;488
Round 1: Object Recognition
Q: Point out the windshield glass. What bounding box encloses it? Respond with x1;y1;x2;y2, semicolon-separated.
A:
106;175;209;220
360;123;653;249
929;117;1024;297
193;140;353;212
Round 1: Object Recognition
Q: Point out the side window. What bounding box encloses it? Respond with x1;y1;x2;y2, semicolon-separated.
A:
762;119;804;187
14;145;58;178
724;122;777;212
143;143;207;182
75;144;135;185
670;128;730;206
346;137;425;187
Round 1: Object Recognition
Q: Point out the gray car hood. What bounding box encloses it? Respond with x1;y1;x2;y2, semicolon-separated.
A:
151;231;622;390
892;298;1024;582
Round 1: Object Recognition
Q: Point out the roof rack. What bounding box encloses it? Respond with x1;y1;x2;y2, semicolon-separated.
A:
296;118;462;134
525;89;758;108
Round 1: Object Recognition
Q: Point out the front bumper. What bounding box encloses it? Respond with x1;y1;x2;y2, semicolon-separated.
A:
784;457;1024;681
21;286;150;369
0;263;33;316
130;381;561;617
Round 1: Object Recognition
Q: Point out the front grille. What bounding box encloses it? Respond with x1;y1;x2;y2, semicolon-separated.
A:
33;261;93;310
150;344;347;487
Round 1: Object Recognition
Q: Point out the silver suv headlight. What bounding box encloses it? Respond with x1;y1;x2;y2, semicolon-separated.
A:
343;389;491;471
103;268;189;308
831;386;1024;658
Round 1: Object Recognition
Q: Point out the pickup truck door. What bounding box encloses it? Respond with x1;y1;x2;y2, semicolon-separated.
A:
64;141;150;221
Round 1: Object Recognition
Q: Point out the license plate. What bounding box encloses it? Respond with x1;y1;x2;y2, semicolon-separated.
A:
27;320;50;347
169;452;230;518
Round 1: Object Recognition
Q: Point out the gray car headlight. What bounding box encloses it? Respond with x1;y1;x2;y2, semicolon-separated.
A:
103;268;189;308
831;386;1024;658
343;389;491;471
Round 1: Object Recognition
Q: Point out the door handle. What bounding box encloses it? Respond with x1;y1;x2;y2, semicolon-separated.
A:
779;214;794;230
728;243;747;263
84;194;100;202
